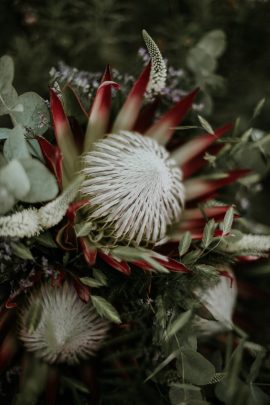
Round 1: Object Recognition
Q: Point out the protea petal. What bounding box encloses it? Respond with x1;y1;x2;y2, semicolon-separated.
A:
112;63;151;133
80;237;97;267
50;89;79;185
145;88;199;145
99;251;131;275
38;137;63;187
0;332;17;372
182;144;223;179
171;123;233;166
84;65;120;152
184;170;250;201
133;98;160;133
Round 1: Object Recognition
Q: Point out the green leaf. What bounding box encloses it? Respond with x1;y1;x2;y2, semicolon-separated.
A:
169;385;202;405
3;125;30;161
177;349;216;386
0;85;18;116
0;128;11;140
166;310;192;340
11;242;34;261
252;98;265;120
202;219;216;249
145;350;180;382
198;115;214;134
198;30;226;58
0;55;14;92
179;231;192;256
0;159;30;199
20;158;58;202
195;264;217;276
93;268;107;286
12;92;50;135
62;377;90;394
80;277;104;288
34;232;58;248
187;47;217;74
221;207;234;235
74;222;93;237
182;249;202;266
0;185;15;214
91;295;121;324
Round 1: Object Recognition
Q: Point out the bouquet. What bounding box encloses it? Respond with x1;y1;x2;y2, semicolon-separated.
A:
0;31;269;405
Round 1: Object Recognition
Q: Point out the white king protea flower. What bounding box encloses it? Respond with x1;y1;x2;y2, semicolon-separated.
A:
81;131;185;246
19;284;109;365
194;269;237;336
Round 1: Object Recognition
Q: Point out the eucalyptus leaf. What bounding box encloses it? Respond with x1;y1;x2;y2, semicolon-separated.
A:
187;47;217;74
0;128;11;140
0;185;15;214
3;125;30;160
0;55;14;92
177;349;216;386
91;295;121;324
12;92;50;135
20;158;58;202
169;385;202;405
197;30;226;58
0;85;18;116
0;159;30;199
80;277;104;288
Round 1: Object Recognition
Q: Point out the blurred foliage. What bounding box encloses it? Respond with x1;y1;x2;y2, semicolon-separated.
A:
0;0;269;126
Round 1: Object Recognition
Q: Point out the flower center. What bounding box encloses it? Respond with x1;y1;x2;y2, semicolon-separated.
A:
82;131;185;246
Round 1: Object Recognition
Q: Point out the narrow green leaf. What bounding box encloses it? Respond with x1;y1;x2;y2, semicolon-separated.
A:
93;268;107;286
62;377;90;394
79;277;103;288
166;309;192;339
91;295;121;324
252;98;265;120
198;115;214;134
202;219;216;248
221;207;234;235
179;231;192;256
11;242;34;261
145;350;180;382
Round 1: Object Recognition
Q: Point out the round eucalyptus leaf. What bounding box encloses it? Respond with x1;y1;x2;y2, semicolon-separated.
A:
12;92;50;135
3;125;30;161
0;159;30;199
0;185;15;215
187;47;217;74
20;158;58;203
177;349;215;386
0;55;14;93
0;85;18;116
197;30;226;58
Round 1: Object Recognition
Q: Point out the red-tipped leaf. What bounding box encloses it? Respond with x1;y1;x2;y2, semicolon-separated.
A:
112;63;151;133
99;251;131;275
146;88;199;145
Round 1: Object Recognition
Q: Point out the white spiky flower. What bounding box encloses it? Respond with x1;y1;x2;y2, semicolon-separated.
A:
19;284;109;365
81;131;185;246
194;270;237;336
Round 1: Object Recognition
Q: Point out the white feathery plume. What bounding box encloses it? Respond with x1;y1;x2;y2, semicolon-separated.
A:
0;176;82;238
194;270;237;336
19;283;109;365
81;131;185;246
142;30;167;97
220;233;270;256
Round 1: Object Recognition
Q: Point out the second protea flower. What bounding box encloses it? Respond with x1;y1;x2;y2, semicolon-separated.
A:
19;283;109;365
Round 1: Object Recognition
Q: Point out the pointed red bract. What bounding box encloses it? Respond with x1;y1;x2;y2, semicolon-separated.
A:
99;252;131;275
50;89;79;184
112;63;151;132
0;333;17;373
172;123;233;166
185;169;250;201
146;88;199;145
133;98;160;133
80;238;97;267
38;137;63;187
72;278;91;303
84;65;120;151
182;144;224;179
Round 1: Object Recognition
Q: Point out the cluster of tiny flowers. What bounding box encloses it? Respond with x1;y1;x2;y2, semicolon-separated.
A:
138;47;204;110
50;62;134;100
